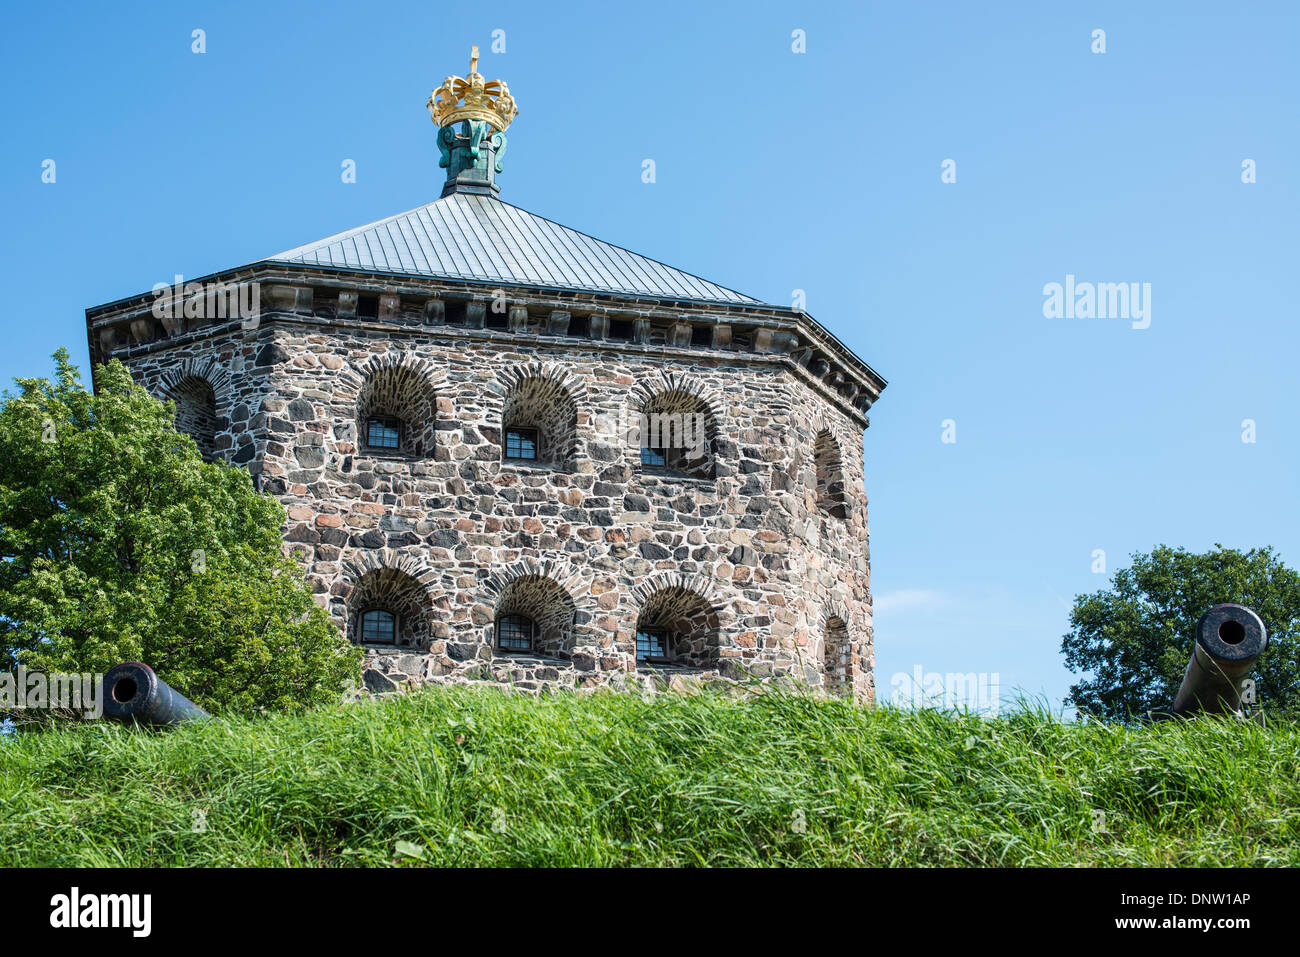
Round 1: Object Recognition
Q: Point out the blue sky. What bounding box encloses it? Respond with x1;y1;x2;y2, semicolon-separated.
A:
2;1;1296;710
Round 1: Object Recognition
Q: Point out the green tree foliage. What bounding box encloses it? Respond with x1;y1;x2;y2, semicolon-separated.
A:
0;350;361;715
1061;545;1300;721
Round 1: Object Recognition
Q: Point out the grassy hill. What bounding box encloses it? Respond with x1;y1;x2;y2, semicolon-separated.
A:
2;685;1297;866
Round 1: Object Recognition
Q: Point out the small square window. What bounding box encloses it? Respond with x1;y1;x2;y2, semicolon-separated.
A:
636;629;668;663
567;315;590;338
608;319;634;340
640;446;667;468
691;326;713;347
497;615;535;652
505;427;538;461
367;416;401;450
361;609;396;643
357;294;380;319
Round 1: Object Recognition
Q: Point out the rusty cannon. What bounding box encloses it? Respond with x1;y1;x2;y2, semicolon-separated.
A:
101;662;211;727
1166;603;1268;719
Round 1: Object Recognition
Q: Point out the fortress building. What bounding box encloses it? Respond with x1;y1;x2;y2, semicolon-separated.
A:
84;50;887;698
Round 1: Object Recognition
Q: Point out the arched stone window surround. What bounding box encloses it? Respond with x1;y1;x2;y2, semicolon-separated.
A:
343;353;442;459
813;428;848;519
158;359;233;461
627;371;723;480
482;558;587;659
342;550;440;649
821;599;854;696
822;619;852;694
490;361;586;469
631;571;724;669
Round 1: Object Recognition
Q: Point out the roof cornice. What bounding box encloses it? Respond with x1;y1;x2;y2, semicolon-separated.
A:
85;261;886;421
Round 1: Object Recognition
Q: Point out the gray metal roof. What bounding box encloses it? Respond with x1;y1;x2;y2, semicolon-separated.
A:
267;191;762;306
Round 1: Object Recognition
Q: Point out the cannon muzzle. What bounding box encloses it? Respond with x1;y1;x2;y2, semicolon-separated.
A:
1169;604;1267;718
101;662;211;727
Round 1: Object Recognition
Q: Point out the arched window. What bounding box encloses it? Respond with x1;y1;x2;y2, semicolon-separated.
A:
824;616;852;696
346;565;432;648
496;614;537;652
634;584;720;669
814;429;847;519
360;609;397;644
355;363;437;458
171;375;220;461
488;571;579;659
637;391;715;479
499;375;579;468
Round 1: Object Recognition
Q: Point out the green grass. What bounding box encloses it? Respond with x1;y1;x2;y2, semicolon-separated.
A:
2;685;1297;866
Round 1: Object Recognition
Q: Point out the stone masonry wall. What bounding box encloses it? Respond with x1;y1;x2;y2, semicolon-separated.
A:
121;314;876;702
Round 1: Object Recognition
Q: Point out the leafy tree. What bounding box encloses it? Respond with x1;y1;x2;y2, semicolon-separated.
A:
1062;545;1300;721
0;350;361;716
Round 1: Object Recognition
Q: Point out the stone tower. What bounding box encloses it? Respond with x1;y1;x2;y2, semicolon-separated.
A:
84;50;888;699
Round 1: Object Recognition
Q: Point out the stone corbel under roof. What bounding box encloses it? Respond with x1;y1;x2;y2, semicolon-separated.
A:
85;262;887;425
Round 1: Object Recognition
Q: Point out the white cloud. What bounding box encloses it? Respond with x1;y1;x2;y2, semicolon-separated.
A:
872;589;946;615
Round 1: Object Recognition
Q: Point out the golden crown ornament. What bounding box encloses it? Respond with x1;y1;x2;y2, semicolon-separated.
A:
427;46;518;133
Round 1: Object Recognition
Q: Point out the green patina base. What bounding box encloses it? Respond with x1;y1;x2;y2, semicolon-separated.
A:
438;120;507;197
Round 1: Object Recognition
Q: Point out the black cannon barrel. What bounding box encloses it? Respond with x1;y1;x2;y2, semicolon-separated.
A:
1169;604;1268;718
101;662;211;727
